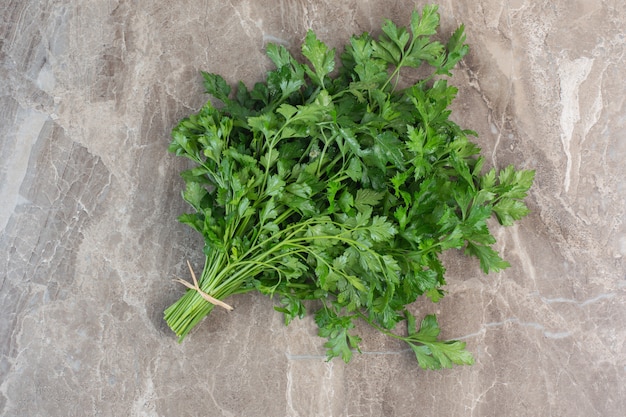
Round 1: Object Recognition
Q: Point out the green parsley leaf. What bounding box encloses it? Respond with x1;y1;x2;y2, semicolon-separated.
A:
405;312;474;369
302;30;335;88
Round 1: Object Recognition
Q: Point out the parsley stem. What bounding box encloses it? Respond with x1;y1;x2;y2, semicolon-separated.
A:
355;310;409;342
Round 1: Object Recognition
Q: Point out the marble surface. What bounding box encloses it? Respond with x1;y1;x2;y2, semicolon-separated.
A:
1;1;624;416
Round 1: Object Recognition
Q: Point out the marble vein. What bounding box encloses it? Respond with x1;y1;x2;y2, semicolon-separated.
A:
558;56;593;194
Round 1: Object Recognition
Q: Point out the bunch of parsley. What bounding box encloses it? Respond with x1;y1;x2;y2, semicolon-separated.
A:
165;5;534;369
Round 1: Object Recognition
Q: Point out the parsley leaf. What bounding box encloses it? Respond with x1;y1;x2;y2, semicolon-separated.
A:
302;30;335;88
406;312;475;369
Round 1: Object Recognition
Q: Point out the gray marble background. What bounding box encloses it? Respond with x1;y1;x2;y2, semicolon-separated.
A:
1;1;624;416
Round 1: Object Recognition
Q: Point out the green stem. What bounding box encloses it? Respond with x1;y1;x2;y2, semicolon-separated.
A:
165;214;395;340
355;310;410;343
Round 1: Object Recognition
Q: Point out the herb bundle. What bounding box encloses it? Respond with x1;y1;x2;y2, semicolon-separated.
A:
165;5;534;369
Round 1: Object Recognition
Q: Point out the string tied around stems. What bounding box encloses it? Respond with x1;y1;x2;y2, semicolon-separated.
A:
173;260;234;311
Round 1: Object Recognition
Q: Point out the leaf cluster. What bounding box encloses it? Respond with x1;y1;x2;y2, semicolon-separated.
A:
165;5;534;370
